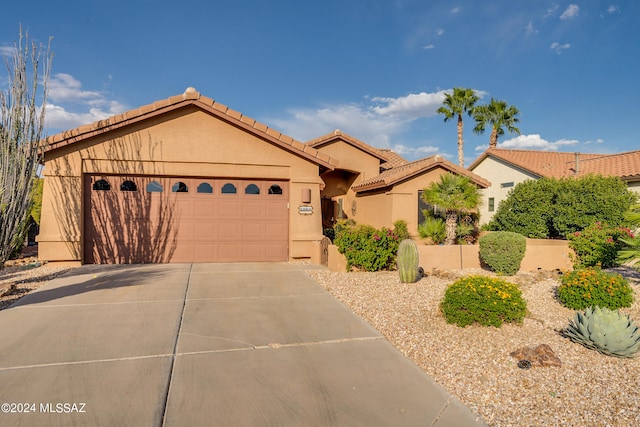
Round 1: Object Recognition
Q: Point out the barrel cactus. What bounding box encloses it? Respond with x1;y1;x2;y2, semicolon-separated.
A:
562;306;640;358
397;239;421;283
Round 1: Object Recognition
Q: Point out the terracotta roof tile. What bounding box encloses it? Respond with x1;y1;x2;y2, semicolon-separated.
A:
352;155;489;192
378;149;408;169
44;88;337;171
468;148;640;181
307;130;389;161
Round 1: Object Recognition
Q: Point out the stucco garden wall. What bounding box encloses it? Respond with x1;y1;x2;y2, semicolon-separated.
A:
327;238;573;273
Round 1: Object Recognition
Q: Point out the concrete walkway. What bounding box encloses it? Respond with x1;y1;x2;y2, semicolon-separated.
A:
0;263;485;426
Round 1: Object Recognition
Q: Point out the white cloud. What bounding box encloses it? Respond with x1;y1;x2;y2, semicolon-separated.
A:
42;73;128;131
371;91;449;118
436;28;445;36
560;4;579;19
423;44;436;50
606;5;620;14
545;4;559;17
48;73;102;103
391;144;440;158
526;21;537;35
266;103;406;149
550;42;571;54
474;134;579;151
451;7;461;14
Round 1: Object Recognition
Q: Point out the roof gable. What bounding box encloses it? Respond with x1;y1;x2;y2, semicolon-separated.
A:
307;130;391;163
352;155;490;192
44;87;337;170
469;148;640;181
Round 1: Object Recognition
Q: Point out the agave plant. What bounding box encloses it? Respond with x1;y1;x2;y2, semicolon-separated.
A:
562;306;640;358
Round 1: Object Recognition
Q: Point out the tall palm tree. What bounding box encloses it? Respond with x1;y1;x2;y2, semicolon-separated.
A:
422;173;481;245
472;98;521;148
437;87;479;168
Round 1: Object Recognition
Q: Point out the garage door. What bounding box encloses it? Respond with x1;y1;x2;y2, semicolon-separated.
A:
83;175;289;263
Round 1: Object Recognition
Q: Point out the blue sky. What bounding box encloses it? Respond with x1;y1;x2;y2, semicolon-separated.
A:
2;0;638;164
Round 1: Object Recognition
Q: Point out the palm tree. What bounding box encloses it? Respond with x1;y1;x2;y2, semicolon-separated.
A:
437;88;479;168
472;98;521;148
422;173;481;245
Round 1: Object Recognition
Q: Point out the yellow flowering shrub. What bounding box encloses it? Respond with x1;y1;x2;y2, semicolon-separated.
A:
440;275;527;327
558;267;633;310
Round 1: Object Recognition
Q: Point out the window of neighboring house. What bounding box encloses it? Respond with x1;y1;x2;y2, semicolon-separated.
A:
146;181;163;192
221;183;237;194
245;184;260;195
93;179;111;190
197;182;213;193
172;181;189;193
120;180;137;192
268;184;283;195
501;182;514;188
488;197;495;212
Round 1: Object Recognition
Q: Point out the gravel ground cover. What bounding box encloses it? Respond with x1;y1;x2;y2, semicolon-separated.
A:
306;267;640;427
0;258;71;311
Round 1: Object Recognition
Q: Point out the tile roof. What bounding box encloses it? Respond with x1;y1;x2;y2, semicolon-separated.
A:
43;87;338;170
468;148;640;182
306;130;392;162
378;149;409;170
352;155;490;192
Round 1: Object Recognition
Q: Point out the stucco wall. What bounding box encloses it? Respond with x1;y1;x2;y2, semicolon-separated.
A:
470;157;539;225
328;239;573;273
40;107;326;263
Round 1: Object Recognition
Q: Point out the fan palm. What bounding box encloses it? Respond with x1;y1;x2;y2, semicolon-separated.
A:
473;98;521;148
618;203;640;268
422;173;481;245
437;88;479;167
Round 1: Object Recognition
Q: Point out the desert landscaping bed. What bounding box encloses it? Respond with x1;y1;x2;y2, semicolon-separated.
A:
306;267;640;427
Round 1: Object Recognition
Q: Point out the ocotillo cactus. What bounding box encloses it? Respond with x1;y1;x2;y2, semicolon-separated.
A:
397;239;421;283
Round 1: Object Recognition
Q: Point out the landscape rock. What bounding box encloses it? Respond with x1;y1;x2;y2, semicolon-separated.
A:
510;344;562;368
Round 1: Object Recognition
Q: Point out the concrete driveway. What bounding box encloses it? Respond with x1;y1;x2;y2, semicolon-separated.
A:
0;263;485;426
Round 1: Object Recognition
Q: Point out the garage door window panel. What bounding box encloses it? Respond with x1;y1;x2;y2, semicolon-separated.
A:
245;184;260;195
120;180;138;192
268;184;283;195
221;183;237;194
147;181;163;193
172;182;189;193
197;182;213;194
93;179;111;191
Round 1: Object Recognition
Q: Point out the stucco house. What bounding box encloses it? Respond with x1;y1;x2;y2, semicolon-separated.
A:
39;88;488;265
308;130;489;234
469;148;640;225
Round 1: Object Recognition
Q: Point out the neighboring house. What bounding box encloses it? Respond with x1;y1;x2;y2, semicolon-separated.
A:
309;130;489;237
39;89;488;265
469;148;640;225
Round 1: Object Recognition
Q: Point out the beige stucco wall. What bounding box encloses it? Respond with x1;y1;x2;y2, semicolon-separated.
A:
470;157;539;225
352;166;465;236
39;107;326;263
328;238;573;273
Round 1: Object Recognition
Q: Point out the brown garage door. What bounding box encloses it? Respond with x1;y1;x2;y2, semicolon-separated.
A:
83;175;289;263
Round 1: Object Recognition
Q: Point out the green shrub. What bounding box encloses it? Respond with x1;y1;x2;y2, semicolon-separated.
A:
418;217;446;244
558;267;633;310
488;175;635;239
478;231;526;275
568;222;634;268
393;220;410;242
440;275;527;327
333;221;402;271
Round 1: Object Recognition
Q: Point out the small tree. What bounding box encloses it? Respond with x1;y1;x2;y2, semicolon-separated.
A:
422;173;481;245
0;29;52;266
